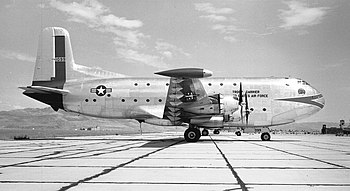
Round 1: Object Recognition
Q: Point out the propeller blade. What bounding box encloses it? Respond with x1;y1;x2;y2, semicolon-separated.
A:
245;91;248;110
240;106;243;124
245;91;249;125
239;82;243;105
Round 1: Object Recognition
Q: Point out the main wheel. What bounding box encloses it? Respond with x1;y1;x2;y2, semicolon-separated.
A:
184;128;201;142
261;132;271;141
235;131;241;136
202;129;209;136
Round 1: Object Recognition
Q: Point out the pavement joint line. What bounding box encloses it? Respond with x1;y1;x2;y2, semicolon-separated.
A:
1;180;350;187
253;143;350;169
57;139;184;191
287;142;349;153
0;141;146;169
9;165;345;170
210;136;249;191
230;137;350;169
0;140;118;155
302;139;350;147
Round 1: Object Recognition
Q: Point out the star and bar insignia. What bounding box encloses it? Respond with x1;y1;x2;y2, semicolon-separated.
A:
90;85;112;96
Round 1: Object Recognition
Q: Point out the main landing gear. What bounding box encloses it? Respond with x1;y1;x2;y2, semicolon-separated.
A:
184;127;201;142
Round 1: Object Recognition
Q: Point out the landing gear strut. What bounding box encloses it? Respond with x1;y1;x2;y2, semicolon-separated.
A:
184;127;201;142
261;132;271;141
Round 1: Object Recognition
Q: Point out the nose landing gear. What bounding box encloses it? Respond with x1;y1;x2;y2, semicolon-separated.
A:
261;132;271;141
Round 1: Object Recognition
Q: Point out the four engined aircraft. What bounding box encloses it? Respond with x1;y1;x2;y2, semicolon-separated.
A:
20;27;325;142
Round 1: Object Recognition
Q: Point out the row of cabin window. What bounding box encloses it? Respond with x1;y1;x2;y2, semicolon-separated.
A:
121;99;163;103
132;83;241;87
85;98;163;103
83;98;267;111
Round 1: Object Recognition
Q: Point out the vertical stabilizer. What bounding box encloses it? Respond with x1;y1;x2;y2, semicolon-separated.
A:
32;27;75;88
23;27;76;111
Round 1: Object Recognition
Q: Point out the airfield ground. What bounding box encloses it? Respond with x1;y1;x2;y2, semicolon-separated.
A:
0;133;349;191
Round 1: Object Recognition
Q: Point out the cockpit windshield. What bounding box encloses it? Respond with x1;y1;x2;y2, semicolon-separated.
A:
297;79;309;85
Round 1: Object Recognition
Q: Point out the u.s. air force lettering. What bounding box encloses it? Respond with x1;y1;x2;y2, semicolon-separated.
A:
90;85;112;96
232;90;268;98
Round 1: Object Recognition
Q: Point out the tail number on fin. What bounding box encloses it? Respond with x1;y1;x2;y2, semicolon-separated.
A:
54;57;66;62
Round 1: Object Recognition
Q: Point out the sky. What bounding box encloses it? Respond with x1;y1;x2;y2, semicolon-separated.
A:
0;0;349;123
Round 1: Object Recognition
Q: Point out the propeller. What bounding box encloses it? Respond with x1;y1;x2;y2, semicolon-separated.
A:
239;83;243;123
238;82;250;125
245;91;249;125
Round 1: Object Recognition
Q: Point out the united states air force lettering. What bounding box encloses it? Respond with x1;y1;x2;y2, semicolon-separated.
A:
232;90;268;98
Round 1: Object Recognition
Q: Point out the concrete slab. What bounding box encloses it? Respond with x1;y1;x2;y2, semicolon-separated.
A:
0;133;349;191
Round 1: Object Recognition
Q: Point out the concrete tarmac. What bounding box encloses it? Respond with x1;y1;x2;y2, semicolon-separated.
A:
0;132;349;191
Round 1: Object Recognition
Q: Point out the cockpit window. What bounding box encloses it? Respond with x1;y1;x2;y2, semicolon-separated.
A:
297;79;309;85
298;88;306;95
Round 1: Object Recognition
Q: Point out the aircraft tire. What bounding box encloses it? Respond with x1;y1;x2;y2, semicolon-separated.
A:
184;128;201;142
202;129;209;136
213;129;220;134
235;131;241;136
261;132;271;141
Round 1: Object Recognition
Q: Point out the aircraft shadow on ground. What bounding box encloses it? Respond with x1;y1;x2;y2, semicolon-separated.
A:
27;137;301;142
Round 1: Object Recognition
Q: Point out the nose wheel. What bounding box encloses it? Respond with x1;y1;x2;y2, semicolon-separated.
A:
261;132;271;141
184;128;201;142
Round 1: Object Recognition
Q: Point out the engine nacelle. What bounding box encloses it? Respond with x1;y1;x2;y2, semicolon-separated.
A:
155;68;213;78
144;118;182;126
190;115;224;128
221;96;239;115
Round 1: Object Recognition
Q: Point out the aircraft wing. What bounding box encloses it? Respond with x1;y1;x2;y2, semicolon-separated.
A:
157;68;219;125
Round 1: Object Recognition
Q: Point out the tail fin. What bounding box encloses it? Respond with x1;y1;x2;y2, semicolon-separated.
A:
32;27;75;88
21;27;75;111
22;27;126;111
33;27;126;84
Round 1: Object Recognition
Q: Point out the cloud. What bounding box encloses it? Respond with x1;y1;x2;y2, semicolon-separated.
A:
223;36;237;43
212;24;245;34
49;0;188;69
279;1;328;30
117;48;168;69
100;14;142;29
200;14;228;22
155;41;190;58
195;3;233;15
49;0;145;48
194;3;241;43
0;49;35;63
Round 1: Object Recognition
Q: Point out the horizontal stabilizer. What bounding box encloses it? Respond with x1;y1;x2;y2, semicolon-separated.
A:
19;86;70;95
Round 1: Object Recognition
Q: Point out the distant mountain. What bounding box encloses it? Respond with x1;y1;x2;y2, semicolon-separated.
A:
272;122;339;132
0;107;165;133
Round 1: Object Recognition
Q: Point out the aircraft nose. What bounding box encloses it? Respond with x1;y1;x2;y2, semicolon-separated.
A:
318;94;325;108
312;87;325;109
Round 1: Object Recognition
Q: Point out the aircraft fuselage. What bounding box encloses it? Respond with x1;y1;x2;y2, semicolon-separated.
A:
63;77;324;127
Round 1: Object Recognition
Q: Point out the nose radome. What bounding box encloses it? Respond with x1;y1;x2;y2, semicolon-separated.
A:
313;86;325;108
318;94;325;107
